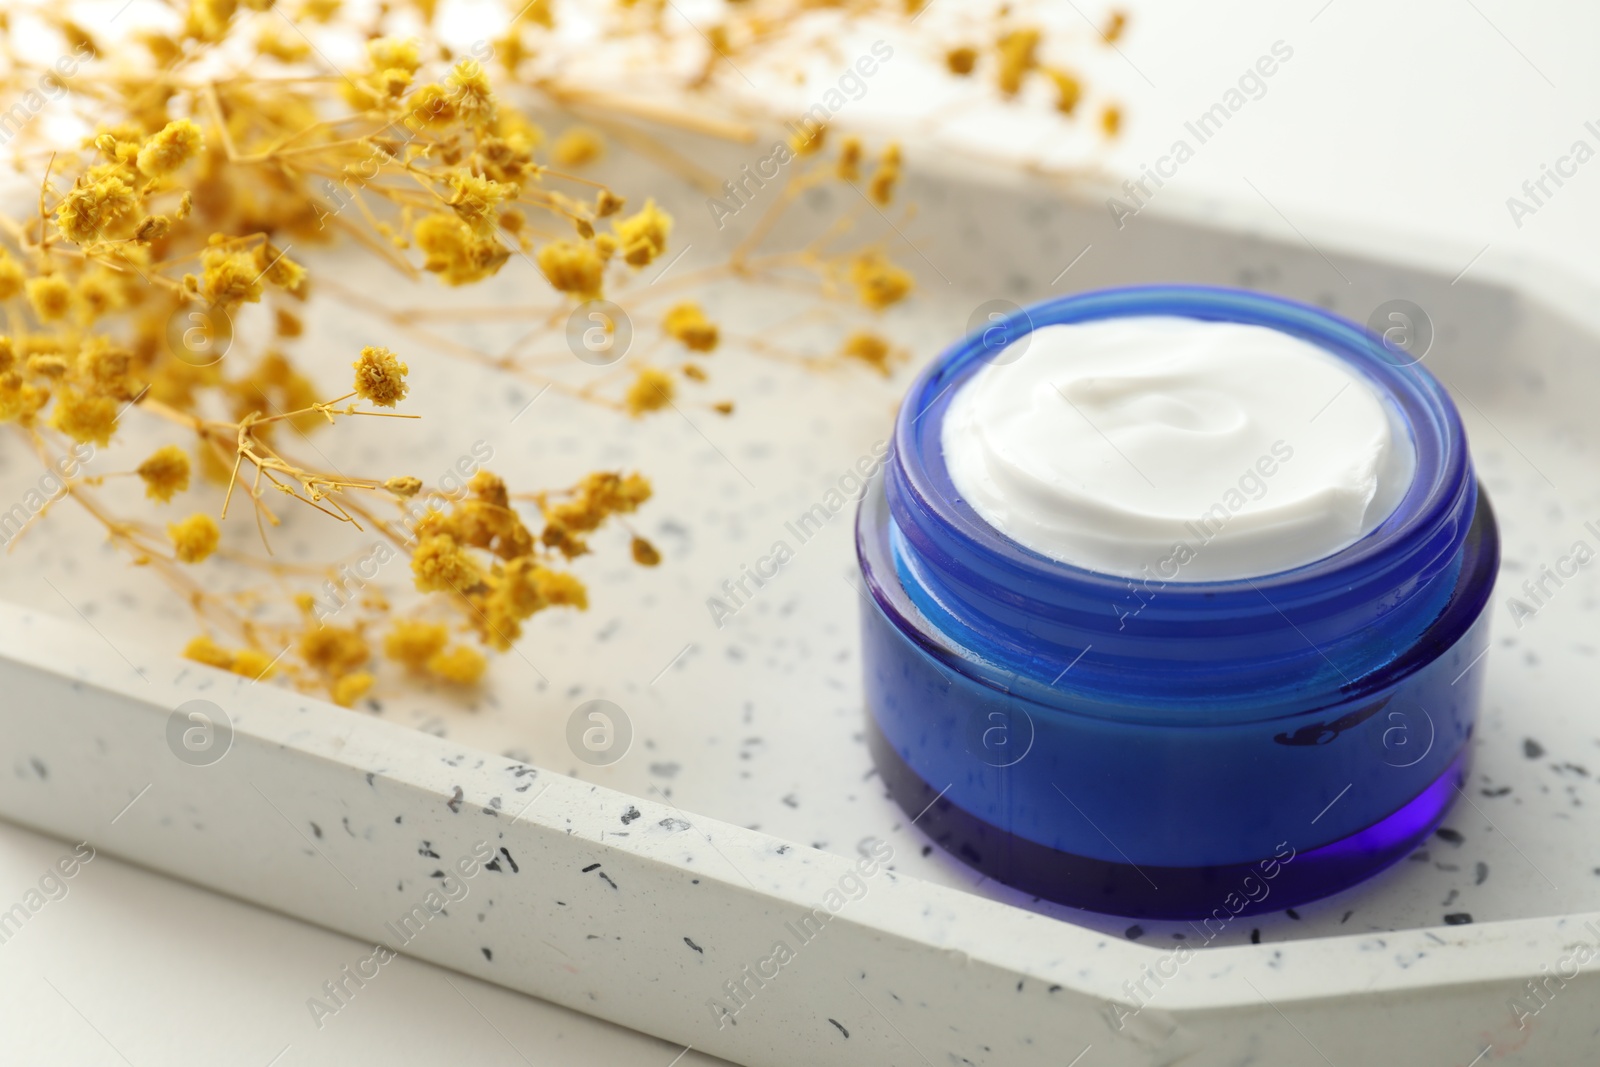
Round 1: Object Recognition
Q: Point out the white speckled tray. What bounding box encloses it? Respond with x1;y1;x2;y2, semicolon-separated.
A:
4;122;1600;1066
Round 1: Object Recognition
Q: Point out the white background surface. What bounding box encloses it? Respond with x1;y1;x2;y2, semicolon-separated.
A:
4;0;1597;1062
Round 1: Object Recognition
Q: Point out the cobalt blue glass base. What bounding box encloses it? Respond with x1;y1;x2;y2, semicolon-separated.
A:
867;716;1471;920
858;285;1500;920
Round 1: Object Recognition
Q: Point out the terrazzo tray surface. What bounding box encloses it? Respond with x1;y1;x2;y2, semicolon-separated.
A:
3;119;1600;1066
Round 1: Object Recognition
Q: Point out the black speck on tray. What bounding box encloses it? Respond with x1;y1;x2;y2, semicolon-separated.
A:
1124;924;1144;941
1434;827;1465;846
1444;912;1473;926
1524;738;1546;759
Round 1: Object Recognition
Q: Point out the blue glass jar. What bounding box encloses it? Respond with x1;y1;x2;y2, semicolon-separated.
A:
858;286;1498;920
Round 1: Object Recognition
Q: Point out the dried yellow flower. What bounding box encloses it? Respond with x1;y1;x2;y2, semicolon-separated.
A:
26;276;74;321
200;246;265;307
78;336;137;398
168;512;221;563
662;301;719;352
625;367;675;416
841;331;895;376
55;176;140;244
136;119;204;178
332;671;374;707
412;534;483;592
414;213;510;285
631;536;661;566
301;623;370;676
137;445;191;503
185;0;237;41
1101;104;1123;137
352;346;409;407
26;354;69;379
946;46;978;75
533;568;587;609
256;243;308;292
837;137;863;182
1047;69;1082;115
446;172;517;236
536;240;604;300
183;635;234;669
514;0;555;28
997;27;1042;96
448;60;495;125
257;26;310;62
869;160;900;207
135;215;172;242
849;252;913;310
789;122;826;156
49;388;119;446
0;374;49;424
406;83;458;129
230;647;278;681
613;198;672;267
0;250;23;301
384;475;423;497
384;619;450;669
368;36;422;74
427;644;487;684
552;127;604;167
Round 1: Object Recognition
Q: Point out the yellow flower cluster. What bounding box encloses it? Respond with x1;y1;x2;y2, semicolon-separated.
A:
412;534;486;593
183;636;279;680
625;367;675;416
333;672;375;708
399;469;639;652
662;302;719;352
353;346;410;408
136;119;205;178
383;620;488;685
300;623;371;685
0;0;1114;712
447;172;519;235
537;240;604;300
552;127;604;167
49;388;119;447
168;512;221;564
849;252;914;310
841;331;897;376
55;176;139;245
869;143;901;207
996;28;1042;97
137;444;192;502
415;213;513;286
539;471;653;559
613;199;672;267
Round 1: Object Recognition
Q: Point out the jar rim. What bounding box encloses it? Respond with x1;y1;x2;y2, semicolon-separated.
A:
894;285;1469;600
882;285;1482;703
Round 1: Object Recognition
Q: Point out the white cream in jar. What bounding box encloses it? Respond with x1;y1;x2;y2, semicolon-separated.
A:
940;315;1416;581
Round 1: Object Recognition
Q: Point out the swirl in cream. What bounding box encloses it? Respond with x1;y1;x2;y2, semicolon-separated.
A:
941;316;1415;581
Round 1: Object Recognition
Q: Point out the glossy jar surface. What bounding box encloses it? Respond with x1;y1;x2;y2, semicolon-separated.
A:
857;286;1499;919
